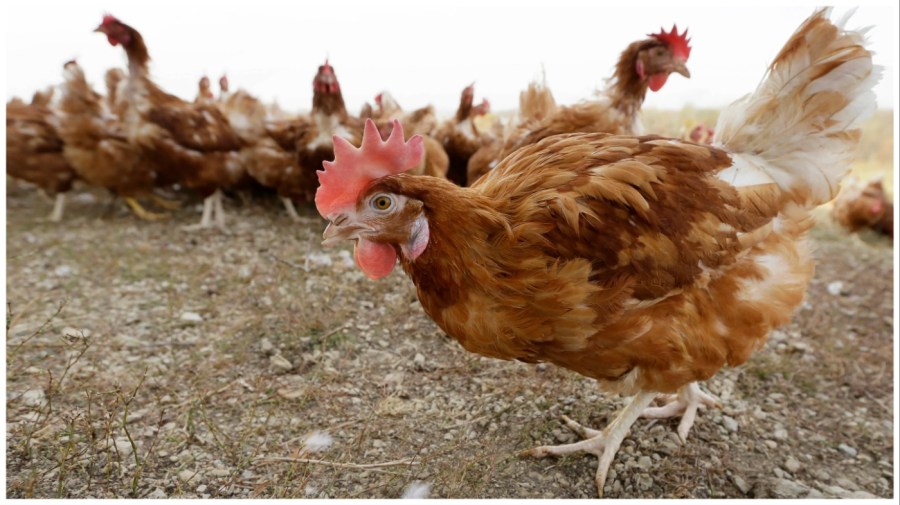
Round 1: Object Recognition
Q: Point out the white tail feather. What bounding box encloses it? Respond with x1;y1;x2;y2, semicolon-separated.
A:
714;8;880;207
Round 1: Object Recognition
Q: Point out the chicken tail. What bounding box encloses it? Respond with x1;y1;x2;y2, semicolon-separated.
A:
714;8;880;208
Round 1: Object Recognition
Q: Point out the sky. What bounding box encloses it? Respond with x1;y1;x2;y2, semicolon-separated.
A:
4;0;898;116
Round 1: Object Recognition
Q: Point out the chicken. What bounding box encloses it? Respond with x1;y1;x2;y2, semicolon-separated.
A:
6;88;78;221
832;178;893;239
104;67;126;116
436;83;495;186
468;78;558;184
57;60;173;220
295;60;362;199
368;92;448;179
95;14;251;230
195;76;215;104
218;85;310;221
315;9;877;496
471;26;692;183
687;123;715;144
218;74;230;101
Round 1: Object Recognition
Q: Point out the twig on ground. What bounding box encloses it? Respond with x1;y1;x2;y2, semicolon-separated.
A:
252;456;419;469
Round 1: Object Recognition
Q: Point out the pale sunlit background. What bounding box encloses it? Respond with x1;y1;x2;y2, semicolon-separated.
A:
4;0;897;115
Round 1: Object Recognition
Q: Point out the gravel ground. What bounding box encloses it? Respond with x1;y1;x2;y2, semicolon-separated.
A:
4;182;895;498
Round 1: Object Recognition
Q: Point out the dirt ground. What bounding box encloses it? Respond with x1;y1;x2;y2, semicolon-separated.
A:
4;182;895;499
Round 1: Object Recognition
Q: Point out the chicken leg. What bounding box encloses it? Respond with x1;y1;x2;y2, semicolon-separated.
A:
148;193;182;210
182;194;214;230
641;382;721;442
212;189;227;230
48;193;66;222
520;391;656;497
125;197;169;221
282;197;302;222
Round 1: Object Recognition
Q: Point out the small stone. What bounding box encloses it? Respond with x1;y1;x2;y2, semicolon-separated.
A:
773;428;788;440
837;444;857;457
196;484;208;493
20;389;47;407
269;354;293;372
835;477;858;490
113;437;134;457
722;415;739;433
784;456;801;473
208;468;230;477
178;469;195;483
147;488;167;499
732;475;751;494
773;467;786;478
180;312;203;324
848;490;878;499
54;265;73;276
806;489;824;498
636;456;653;470
826;281;845;296
259;338;274;354
636;473;653;491
413;353;427;370
773;478;809;498
764;440;778;449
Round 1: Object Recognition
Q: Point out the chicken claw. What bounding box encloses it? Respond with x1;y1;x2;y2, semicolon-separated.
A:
519;391;656;497
641;382;721;442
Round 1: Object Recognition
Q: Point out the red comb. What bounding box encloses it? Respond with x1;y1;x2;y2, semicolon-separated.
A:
650;25;691;61
315;119;424;218
101;14;119;26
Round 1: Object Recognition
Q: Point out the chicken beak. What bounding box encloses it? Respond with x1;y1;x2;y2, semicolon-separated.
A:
672;60;691;79
321;222;368;248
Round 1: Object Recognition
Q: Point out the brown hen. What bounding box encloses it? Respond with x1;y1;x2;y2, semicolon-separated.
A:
315;9;877;496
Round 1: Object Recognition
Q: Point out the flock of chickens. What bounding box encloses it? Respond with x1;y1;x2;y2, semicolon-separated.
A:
4;9;891;498
8;14;700;230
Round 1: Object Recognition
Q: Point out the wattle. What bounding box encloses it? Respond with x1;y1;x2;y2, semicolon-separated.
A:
648;73;669;92
354;238;397;280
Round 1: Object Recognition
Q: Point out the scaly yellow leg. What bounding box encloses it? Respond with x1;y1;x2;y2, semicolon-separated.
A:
125;197;169;221
148;193;182;210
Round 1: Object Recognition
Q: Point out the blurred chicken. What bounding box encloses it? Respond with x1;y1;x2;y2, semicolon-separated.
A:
316;9;877;495
57;60;174;220
468;78;558;184
95;14;251;230
687;123;715;144
195;76;215;104
104;67;126;116
235;60;360;220
832;178;893;239
6;88;78;221
471;26;692;183
436;83;495;186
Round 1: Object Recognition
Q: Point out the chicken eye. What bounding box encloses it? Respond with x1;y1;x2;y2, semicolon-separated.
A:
371;194;394;211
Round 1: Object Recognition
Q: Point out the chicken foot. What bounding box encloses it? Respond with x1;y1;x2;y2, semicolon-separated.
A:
519;391;656;497
641;382;721;442
125;197;169;221
181;193;215;230
48;193;66;222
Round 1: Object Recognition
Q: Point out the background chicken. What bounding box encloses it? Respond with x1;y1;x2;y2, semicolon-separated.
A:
832;177;893;239
95;14;251;230
468;78;558;184
315;9;876;496
57;60;175;220
436;83;495;186
195;75;215;104
471;26;692;183
6;88;78;222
